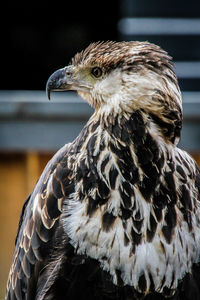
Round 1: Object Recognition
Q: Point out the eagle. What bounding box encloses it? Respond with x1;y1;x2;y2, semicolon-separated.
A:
6;41;200;300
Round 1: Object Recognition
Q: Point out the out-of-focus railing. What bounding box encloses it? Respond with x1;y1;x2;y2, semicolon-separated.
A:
0;90;199;152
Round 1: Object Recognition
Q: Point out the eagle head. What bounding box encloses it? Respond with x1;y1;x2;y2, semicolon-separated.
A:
46;41;182;144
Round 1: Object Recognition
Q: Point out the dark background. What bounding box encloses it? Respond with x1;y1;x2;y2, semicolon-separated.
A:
1;0;200;91
1;2;119;90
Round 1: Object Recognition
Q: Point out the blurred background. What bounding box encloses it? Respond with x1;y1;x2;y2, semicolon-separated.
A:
0;0;200;297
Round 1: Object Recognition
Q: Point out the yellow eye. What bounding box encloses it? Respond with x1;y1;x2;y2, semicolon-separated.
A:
91;67;102;78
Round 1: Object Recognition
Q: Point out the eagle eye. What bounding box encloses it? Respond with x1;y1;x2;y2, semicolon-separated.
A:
91;67;102;78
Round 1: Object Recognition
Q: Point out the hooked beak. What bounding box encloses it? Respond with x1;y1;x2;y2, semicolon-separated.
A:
46;66;74;100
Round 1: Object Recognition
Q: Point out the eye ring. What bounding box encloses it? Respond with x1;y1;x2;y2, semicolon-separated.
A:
91;67;102;78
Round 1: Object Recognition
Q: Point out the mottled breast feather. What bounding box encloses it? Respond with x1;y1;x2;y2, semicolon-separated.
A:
62;110;200;299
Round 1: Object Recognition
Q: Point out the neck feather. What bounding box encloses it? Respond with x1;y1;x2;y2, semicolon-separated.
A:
79;109;167;203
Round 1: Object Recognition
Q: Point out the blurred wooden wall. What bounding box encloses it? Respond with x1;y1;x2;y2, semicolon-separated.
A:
0;152;52;298
0;151;200;298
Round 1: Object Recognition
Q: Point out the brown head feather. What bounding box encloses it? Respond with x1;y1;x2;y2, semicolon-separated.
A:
72;41;175;76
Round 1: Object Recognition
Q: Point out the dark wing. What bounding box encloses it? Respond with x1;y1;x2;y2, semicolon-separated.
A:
6;143;74;300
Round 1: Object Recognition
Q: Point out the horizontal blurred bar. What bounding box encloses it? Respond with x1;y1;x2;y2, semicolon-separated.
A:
118;18;200;35
175;61;200;78
0;91;199;151
0;90;93;119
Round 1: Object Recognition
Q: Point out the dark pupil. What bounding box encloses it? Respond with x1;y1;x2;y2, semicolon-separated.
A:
92;67;102;78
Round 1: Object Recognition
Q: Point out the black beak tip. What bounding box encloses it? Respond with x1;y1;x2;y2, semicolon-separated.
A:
46;76;53;101
46;84;51;101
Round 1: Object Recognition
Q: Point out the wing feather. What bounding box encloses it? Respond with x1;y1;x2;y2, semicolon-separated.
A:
6;143;73;300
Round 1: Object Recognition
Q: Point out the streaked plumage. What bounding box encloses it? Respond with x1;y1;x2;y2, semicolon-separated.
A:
6;41;200;300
